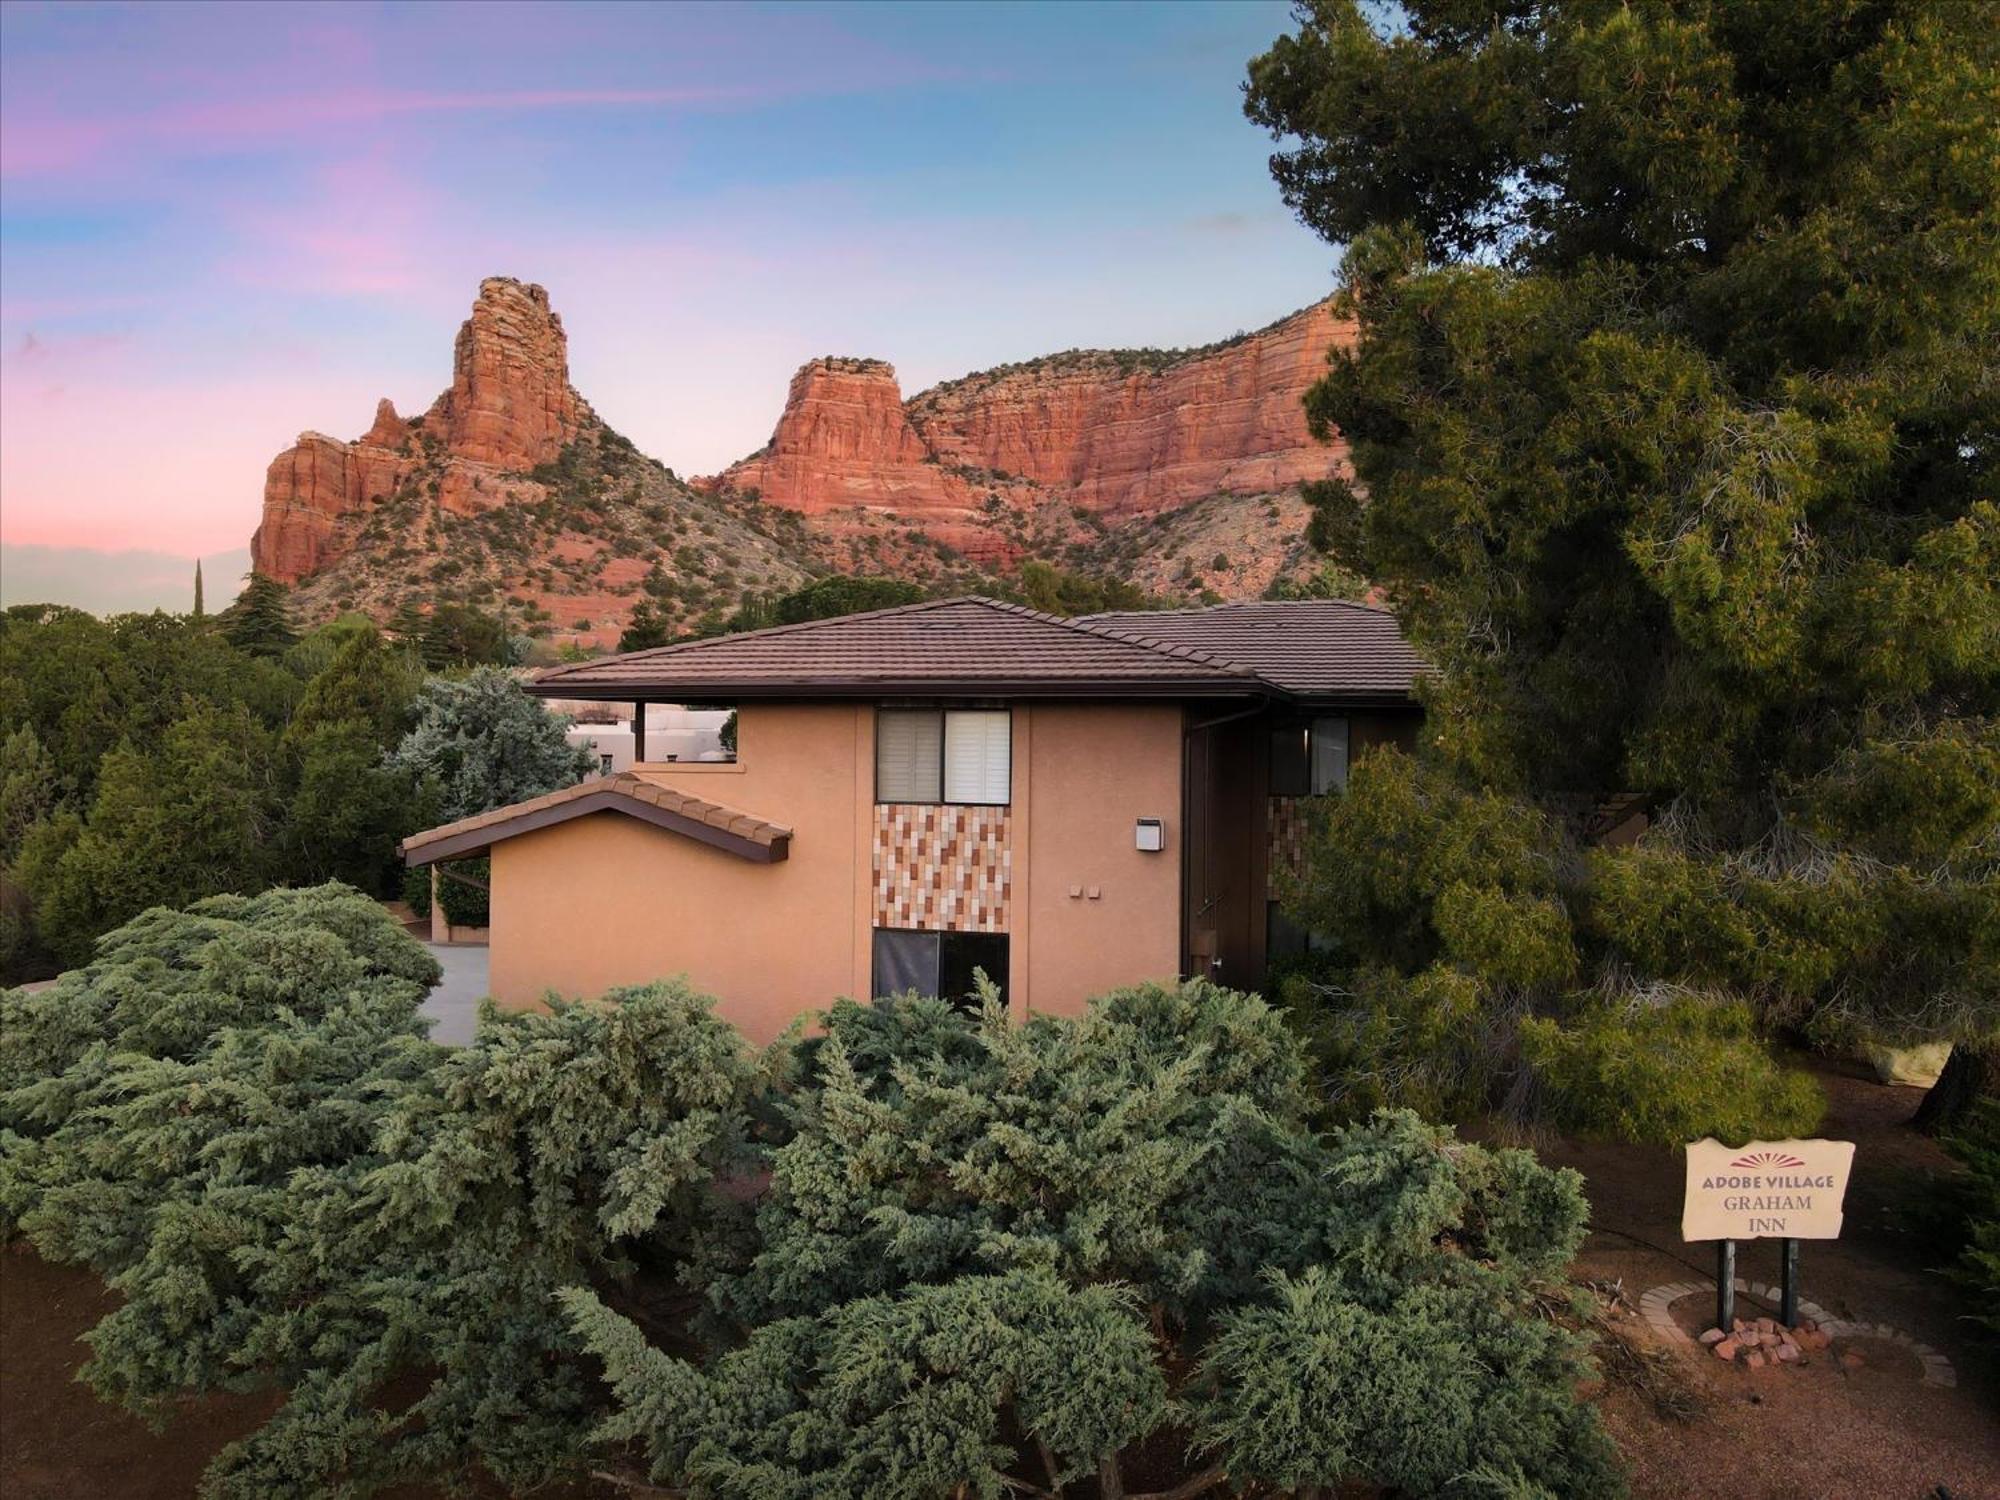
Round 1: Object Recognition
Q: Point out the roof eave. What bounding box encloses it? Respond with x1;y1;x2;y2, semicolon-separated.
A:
401;786;790;867
528;678;1279;703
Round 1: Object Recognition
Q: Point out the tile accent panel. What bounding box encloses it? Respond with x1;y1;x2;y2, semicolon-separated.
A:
874;804;1011;932
1267;795;1318;886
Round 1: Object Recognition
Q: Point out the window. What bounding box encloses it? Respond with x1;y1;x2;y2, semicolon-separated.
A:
598;753;615;775
1309;716;1349;794
871;928;1010;1008
1269;716;1349;796
876;709;1011;804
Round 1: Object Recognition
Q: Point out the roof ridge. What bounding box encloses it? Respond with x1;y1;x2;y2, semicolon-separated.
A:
532;594;969;681
536;595;1265;687
1081;597;1396;620
970;596;1262;676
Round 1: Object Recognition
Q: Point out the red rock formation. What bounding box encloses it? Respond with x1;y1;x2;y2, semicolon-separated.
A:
726;359;954;513
430;278;582;469
708;299;1355;526
251;277;585;583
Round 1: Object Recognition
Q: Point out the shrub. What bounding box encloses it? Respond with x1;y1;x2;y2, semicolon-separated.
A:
1;887;761;1498
1940;1099;2000;1341
1520;997;1825;1145
573;982;1622;1499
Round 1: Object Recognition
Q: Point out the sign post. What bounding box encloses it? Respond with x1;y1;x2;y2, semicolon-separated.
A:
1683;1138;1854;1329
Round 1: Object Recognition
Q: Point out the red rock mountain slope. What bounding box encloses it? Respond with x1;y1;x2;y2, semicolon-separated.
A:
246;279;1353;642
252;279;587;582
705;300;1355;558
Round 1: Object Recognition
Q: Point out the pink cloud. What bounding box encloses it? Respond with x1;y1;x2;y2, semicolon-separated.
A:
1;84;757;179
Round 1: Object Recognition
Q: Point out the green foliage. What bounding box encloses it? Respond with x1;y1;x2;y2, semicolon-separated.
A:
401;862;433;918
385;667;594;823
1;887;763;1498
0;602;576;978
418;602;513;669
617;597;674;652
434;858;490;929
1004;559;1158;616
1249;0;1997;1127
220;573;299;657
1201;1264;1615;1499
1280;750;1823;1143
0;725;59;864
566;1270;1168;1500
1939;1100;2000;1339
575;982;1620;1498
24;705;276;969
1264;552;1371;602
769;574;927;624
1521;999;1825;1146
278;631;428;892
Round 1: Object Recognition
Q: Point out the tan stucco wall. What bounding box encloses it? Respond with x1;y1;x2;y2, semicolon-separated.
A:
1012;704;1183;1018
484;700;1184;1039
488;704;874;1043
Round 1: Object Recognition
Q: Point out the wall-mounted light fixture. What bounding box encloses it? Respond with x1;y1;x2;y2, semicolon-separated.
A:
1135;817;1164;853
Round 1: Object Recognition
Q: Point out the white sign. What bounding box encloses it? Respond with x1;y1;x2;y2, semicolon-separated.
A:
1681;1138;1856;1242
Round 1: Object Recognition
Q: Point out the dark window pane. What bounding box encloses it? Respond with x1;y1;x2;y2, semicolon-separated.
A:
872;928;939;998
938;931;1009;1009
1267;901;1309;960
1269;725;1309;796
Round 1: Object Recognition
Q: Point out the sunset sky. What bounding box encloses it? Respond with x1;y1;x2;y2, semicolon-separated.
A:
0;0;1335;607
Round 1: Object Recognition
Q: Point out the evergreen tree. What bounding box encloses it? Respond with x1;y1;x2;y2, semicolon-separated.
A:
386;667;594;822
192;558;204;620
1247;0;1998;1133
770;574;926;624
418;602;511;669
221;572;299;657
617;598;673;652
23;703;275;967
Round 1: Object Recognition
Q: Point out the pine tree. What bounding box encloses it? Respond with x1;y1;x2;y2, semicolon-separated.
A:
192;558;205;620
1247;0;1999;1134
220;572;298;657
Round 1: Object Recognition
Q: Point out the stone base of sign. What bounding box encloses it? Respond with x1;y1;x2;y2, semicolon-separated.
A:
1638;1279;1956;1388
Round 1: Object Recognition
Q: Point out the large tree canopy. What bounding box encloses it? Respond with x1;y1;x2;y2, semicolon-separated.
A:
1247;0;1997;1132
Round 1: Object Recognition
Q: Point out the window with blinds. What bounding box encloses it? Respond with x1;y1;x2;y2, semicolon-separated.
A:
875;708;1011;805
943;710;1010;804
876;710;944;802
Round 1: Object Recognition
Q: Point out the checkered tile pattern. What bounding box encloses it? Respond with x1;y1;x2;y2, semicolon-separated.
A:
873;804;1011;932
1268;795;1315;884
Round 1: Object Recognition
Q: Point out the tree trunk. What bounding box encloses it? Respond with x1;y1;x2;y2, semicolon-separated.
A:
1912;1043;1996;1135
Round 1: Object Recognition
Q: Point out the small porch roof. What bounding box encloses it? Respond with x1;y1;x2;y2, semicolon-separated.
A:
400;771;791;866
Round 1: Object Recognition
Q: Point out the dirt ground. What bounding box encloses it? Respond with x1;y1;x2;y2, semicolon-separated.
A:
0;1247;616;1500
1551;1056;2000;1500
2;1055;1993;1499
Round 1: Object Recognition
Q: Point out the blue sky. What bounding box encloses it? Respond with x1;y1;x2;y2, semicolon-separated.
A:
0;0;1334;596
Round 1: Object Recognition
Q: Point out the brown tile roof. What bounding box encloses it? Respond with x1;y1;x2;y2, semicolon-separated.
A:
528;597;1267;701
400;771;791;866
1080;600;1428;701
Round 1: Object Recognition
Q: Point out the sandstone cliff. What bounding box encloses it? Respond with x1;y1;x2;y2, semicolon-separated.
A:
247;279;1352;647
709;299;1355;553
250;278;586;583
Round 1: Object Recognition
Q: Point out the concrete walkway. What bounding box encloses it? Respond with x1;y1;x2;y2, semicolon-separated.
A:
419;943;489;1046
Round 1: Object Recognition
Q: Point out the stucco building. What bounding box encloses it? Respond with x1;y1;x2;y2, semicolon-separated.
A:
401;597;1425;1041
